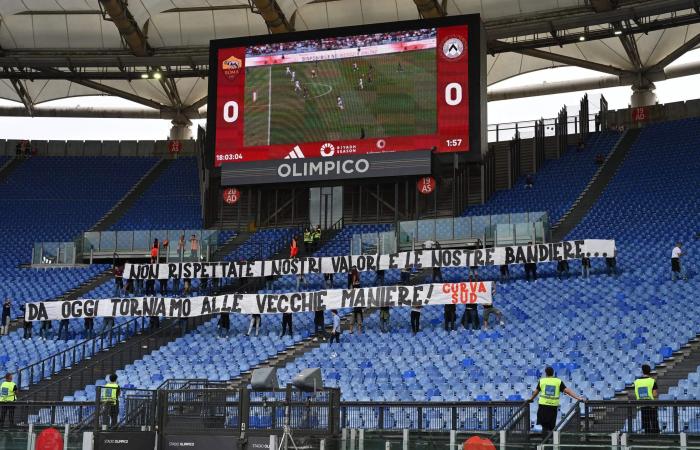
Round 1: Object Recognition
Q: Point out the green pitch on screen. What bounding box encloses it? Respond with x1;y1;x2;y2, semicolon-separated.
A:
244;50;437;146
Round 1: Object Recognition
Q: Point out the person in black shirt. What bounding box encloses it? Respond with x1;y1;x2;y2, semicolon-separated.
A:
581;253;591;278
556;260;570;279
499;265;510;282
1;298;11;336
444;304;456;331
280;312;293;337
605;249;617;276
462;304;480;330
218;313;230;338
633;364;660;434
314;308;327;339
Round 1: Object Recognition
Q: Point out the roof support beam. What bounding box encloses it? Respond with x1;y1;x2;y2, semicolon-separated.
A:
98;0;152;57
38;68;167;110
617;21;643;71
250;0;293;33
649;32;700;71
413;0;446;18
9;77;34;116
183;96;208;113
589;0;618;13
496;42;632;76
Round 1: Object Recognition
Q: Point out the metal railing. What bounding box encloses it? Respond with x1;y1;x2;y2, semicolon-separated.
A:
95;387;157;431
582;401;700;435
17;317;146;392
488;114;596;143
23;318;190;401
0;400;95;431
340;401;522;431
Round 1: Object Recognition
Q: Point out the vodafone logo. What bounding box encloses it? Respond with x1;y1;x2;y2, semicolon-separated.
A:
376;139;386;150
320;142;335;157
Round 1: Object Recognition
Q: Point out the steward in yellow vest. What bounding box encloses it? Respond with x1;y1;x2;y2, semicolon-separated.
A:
100;374;120;429
528;366;584;432
634;364;660;434
0;372;18;427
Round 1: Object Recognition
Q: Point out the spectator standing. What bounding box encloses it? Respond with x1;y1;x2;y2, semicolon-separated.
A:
289;235;299;258
349;266;361;289
1;298;10;336
172;274;181;296
350;307;363;334
410;305;421;335
462;304;480;331
606;249;618;276
190;234;199;261
671;242;688;281
314;308;327;340
400;267;411;285
178;234;185;261
525;174;534;188
468;266;478;282
500;265;510;282
581;253;591;279
329;310;341;344
432;267;443;283
40;320;51;340
444;304;456;331
218;313;230;338
21;308;32;339
482;292;505;330
376;269;385;286
524;262;537;281
296;273;306;291
527;367;584;433
246;314;261;337
379;306;390;332
102;316;115;335
324;273;334;289
0;373;18;427
56;318;69;340
557;260;570;279
160;277;169;296
265;275;275;290
84;317;94;340
280;312;293;337
152;239;161;263
113;265;124;297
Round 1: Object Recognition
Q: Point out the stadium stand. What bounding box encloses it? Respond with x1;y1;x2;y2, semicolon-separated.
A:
108;157;202;230
271;118;699;429
0;156;157;318
465;131;621;223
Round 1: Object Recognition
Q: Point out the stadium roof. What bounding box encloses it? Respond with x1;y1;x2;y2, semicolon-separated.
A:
0;0;699;118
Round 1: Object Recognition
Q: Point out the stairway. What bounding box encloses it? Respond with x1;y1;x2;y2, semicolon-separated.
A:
0;156;24;183
552;129;640;241
23;317;205;401
212;231;252;260
90;158;173;232
614;334;700;399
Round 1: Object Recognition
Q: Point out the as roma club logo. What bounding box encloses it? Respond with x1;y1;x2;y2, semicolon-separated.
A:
440;36;466;61
222;56;243;80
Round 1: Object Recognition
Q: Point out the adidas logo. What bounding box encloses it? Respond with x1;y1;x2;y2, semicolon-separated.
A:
283;145;305;159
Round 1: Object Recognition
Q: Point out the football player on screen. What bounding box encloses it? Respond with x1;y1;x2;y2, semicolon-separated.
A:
359;77;364;90
337;96;345;110
285;66;291;76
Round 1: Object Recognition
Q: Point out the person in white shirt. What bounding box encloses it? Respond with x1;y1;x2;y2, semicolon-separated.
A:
671;242;688;281
329;310;341;344
294;80;301;92
358;77;364;90
285;66;291;76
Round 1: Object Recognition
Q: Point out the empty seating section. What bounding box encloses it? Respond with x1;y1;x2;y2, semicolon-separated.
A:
275;119;699;428
0;156;157;382
0;156;157;317
224;228;298;262
465;131;620;223
581;118;699;402
109;157;202;230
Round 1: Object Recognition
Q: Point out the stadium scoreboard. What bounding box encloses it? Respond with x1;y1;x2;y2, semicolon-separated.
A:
208;15;485;185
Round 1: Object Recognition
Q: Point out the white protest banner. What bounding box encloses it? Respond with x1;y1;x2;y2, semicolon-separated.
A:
123;239;615;281
24;282;493;322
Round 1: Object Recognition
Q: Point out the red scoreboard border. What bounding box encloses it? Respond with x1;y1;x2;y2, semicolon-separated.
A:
208;15;483;168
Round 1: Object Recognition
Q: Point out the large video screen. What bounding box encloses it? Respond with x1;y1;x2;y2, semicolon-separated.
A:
209;16;479;171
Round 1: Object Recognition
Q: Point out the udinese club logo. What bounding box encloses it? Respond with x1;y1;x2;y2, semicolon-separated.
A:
440;36;466;61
